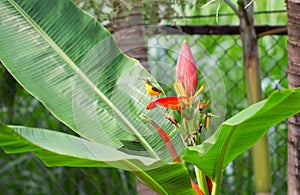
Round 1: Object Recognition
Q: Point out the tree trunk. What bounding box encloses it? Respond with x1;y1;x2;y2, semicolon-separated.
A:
238;1;272;194
112;3;148;69
112;3;155;195
287;0;300;194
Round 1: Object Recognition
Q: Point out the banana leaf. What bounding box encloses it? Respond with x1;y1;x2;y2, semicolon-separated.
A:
0;122;194;194
0;0;185;161
0;0;190;193
184;88;300;180
1;1;300;194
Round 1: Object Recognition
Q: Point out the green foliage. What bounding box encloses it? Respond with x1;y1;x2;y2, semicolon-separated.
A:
0;0;191;193
0;123;194;194
0;88;299;194
0;0;184;159
0;0;297;194
184;88;300;179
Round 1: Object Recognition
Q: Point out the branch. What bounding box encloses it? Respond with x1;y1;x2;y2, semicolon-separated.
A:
224;0;239;15
238;0;252;26
257;26;287;38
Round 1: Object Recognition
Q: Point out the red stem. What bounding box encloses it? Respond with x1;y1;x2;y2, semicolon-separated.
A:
144;116;203;194
147;120;181;163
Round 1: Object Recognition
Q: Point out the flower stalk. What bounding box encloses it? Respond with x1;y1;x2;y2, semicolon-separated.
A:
143;40;213;194
195;166;210;195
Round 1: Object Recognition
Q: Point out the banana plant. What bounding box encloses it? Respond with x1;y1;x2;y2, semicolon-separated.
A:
0;0;300;194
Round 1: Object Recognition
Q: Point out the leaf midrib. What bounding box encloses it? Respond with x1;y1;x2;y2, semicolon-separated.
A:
8;0;159;159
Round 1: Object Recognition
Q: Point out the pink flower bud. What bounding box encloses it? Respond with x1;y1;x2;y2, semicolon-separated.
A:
176;40;198;96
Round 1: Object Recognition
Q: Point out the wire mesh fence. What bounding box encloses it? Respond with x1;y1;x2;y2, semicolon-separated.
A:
0;7;288;194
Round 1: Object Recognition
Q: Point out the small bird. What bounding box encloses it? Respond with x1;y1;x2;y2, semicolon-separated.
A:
142;78;162;97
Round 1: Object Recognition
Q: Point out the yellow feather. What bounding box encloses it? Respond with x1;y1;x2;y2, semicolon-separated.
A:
142;79;162;97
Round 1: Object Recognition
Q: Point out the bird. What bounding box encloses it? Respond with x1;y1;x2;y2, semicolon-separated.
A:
141;78;162;97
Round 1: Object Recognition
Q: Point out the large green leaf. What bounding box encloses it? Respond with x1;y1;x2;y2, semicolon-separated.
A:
0;122;194;194
183;88;300;179
0;1;192;193
0;0;185;160
2;0;299;194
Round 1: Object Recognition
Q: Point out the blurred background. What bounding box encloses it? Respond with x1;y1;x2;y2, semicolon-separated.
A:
0;0;288;194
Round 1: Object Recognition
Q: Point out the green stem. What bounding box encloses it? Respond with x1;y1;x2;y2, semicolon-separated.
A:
211;162;221;195
251;136;271;193
211;180;219;195
212;126;237;195
211;163;221;195
238;0;271;193
195;166;209;195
